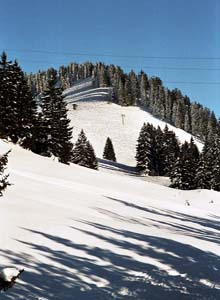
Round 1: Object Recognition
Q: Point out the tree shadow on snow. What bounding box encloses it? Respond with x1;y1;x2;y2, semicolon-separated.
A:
1;197;220;299
105;196;220;245
98;158;138;177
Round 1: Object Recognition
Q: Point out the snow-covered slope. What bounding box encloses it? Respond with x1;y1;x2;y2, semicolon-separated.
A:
67;99;203;166
0;141;219;300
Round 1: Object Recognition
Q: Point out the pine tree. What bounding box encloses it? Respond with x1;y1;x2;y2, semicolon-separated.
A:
154;126;166;175
135;123;156;175
40;68;73;164
0;52;37;145
129;70;139;105
99;65;109;87
72;130;98;170
170;141;197;190
29;113;50;156
103;137;116;162
162;125;180;176
136;123;148;173
85;141;98;170
196;139;212;189
0;52;17;140
12;61;37;147
138;71;149;107
210;138;220;191
0;150;10;196
124;77;133;105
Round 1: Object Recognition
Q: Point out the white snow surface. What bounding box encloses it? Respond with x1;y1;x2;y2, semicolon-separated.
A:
67;100;203;166
0;137;220;299
0;95;217;299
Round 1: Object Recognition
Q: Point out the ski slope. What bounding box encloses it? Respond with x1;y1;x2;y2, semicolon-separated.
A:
67;99;203;166
0;141;220;300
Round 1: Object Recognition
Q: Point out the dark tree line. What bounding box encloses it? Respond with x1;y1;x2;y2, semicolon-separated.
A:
0;52;98;170
0;52;37;144
136;123;220;192
28;62;218;142
136;123;180;176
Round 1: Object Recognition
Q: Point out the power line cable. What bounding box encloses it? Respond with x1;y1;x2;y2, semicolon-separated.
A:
4;48;220;60
19;59;220;71
4;50;220;85
164;81;220;85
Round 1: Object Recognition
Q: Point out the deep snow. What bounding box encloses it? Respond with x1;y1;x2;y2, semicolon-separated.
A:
0;96;219;300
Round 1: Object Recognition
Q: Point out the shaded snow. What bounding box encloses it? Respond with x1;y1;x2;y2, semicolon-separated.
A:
0;93;215;300
0;141;219;300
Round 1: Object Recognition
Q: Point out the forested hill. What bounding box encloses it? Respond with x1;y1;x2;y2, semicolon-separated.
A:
27;62;218;141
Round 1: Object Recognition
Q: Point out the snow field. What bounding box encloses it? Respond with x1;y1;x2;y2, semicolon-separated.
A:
0;141;219;299
67;100;203;166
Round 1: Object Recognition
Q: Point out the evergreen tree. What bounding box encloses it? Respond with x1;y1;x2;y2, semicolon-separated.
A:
72;130;98;170
0;150;10;196
0;52;37;144
124;77;133;105
103;137;116;162
85;141;98;170
135;123;156;175
0;52;17;140
12;61;37;147
154;126;166;175
170;141;197;190
129;70;139;105
162;125;180;176
136;123;148;173
210;138;220;191
196;139;212;189
138;71;149;107
99;65;109;87
29;113;51;156
40;68;73;164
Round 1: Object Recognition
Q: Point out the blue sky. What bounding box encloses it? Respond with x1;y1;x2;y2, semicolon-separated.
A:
1;0;220;115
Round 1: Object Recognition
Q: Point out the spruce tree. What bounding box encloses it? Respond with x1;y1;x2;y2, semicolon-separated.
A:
40;68;73;164
154;126;166;175
170;141;197;190
210;138;220;191
0;52;17;140
124;77;133;106
196;139;212;189
12;61;37;147
0;52;37;145
129;70;139;105
29;113;51;156
0;150;10;196
136;123;148;173
85;141;98;170
162;125;180;176
72;130;98;170
135;123;156;175
138;71;149;107
103;137;116;162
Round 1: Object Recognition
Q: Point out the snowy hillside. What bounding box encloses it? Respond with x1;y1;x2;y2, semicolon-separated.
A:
0;141;220;300
63;79;203;166
67;99;203;166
